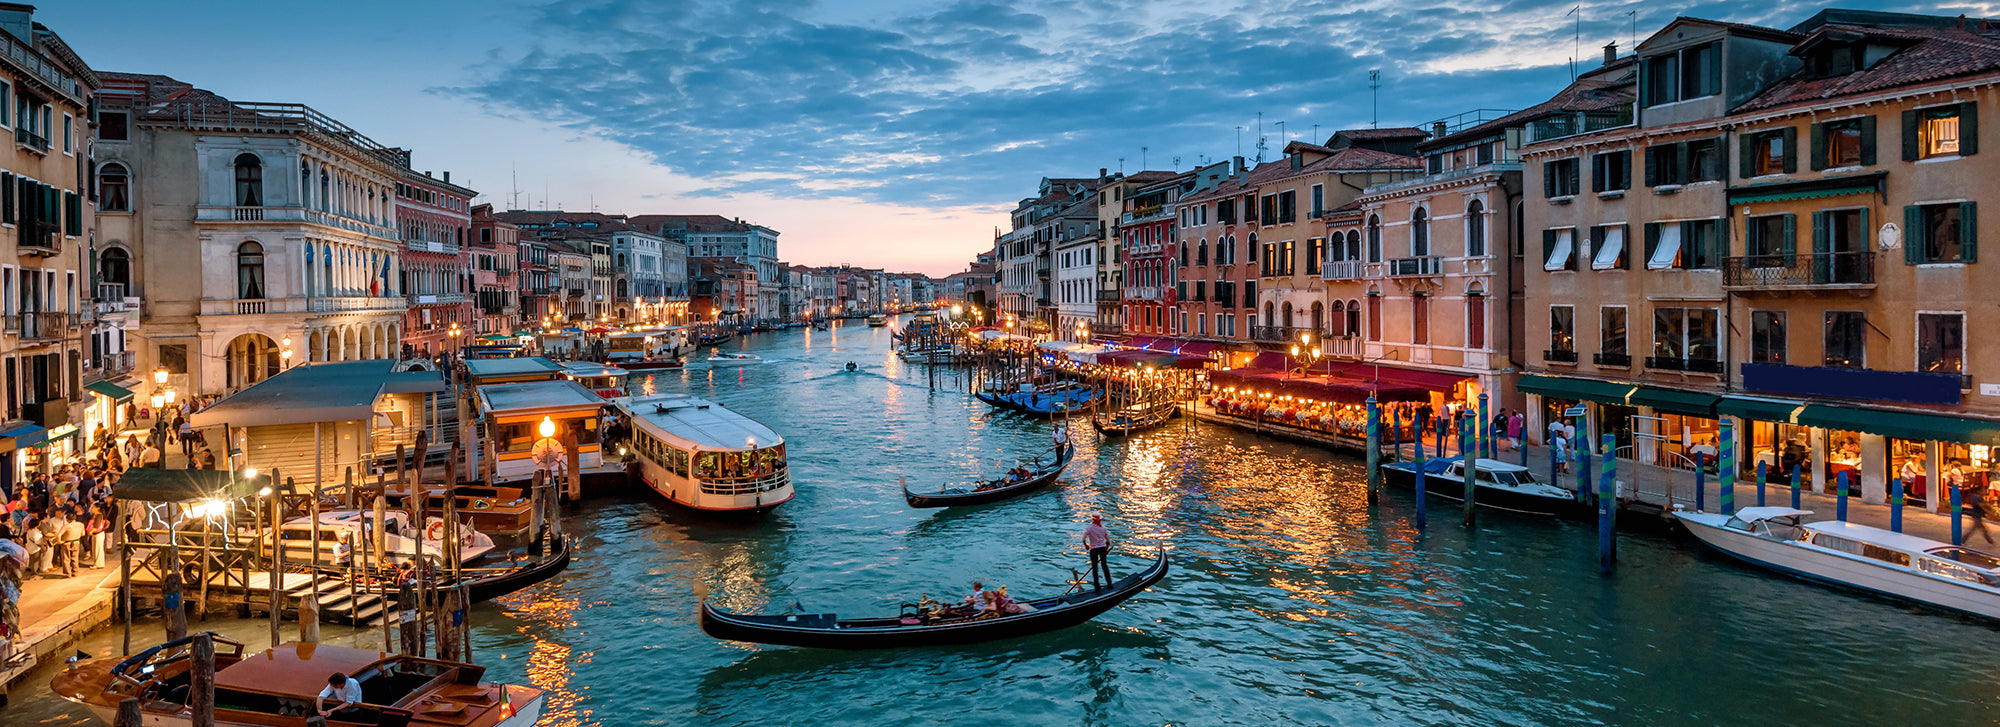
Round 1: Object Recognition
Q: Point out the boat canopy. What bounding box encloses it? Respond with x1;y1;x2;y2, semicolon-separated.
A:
475;381;605;415
561;362;629;378
1732;506;1814;523
1804;519;1957;553
622;394;783;451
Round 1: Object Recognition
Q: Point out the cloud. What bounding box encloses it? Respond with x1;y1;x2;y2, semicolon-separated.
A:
454;0;1927;208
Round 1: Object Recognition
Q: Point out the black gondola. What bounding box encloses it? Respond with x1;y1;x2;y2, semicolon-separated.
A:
1092;402;1178;436
463;538;573;602
699;551;1168;649
904;442;1073;508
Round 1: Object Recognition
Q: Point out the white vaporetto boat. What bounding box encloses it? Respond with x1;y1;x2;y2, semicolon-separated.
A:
616;393;794;514
1676;506;2000;620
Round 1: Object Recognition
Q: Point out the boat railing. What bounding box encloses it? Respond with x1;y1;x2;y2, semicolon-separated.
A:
699;469;790;496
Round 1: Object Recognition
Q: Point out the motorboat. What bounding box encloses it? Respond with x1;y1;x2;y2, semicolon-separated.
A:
52;635;545;726
266;510;496;567
379;483;535;538
1676;506;2000;620
696;352;762;368
700;551;1168;649
867;314;888;327
1378;456;1589;519
615;393;794;514
905;442;1072;508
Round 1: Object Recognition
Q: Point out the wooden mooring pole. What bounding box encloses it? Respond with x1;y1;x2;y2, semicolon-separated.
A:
1364;396;1380;505
1412;408;1426;530
163;531;186;642
114;698;142;727
191;632;215;727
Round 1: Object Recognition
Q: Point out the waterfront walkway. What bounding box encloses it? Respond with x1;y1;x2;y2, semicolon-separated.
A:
1;566;116;696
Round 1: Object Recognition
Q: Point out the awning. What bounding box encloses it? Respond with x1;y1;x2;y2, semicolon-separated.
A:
1794;404;2000;445
1727;171;1885;206
85;380;136;402
1365;366;1471;393
1516;374;1636;403
1623;387;1719;417
1715;395;1807;423
0;422;43;453
1173;340;1221;357
1127;337;1158;350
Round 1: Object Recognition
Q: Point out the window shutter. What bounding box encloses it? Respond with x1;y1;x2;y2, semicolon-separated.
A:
63;190;76;235
1618;224;1631;269
1960;102;1979;156
2;171;12;224
1567;161;1580;194
1591;155;1604;193
1543;228;1557;266
1619;150;1632;189
1738;134;1757;179
1810;211;1829;255
1780;214;1797;258
1644;222;1660;263
1961;201;1977;263
1905;205;1924;264
1644;146;1660;186
1543;162;1556;198
1903;109;1921;161
1859;115;1878;166
1809;123;1827;171
1781;127;1798;173
1675;142;1691;184
1706;43;1722;94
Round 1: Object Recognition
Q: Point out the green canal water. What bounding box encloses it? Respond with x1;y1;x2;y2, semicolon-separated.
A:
12;319;2000;725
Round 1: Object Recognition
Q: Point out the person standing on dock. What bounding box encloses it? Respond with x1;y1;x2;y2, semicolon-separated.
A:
1082;515;1111;590
1963;471;1992;545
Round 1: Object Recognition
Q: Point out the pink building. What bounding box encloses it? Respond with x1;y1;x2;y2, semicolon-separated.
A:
392;160;476;357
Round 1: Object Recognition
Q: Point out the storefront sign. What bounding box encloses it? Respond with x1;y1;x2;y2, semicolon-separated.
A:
1743;362;1961;406
1564;406;1588;418
1981;383;2000;398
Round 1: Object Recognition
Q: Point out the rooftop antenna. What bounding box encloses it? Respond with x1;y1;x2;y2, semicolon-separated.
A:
1255;112;1266;163
1235;126;1244;156
1141;146;1148;168
510;162;518;210
1172;155;1181;169
1628;9;1638;53
1313;123;1320;143
1567;5;1582;80
1369;70;1382;128
1275;120;1287;147
1118;157;1125;173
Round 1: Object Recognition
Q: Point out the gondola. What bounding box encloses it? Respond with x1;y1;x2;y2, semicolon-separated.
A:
975;390;1025;411
1017;388;1098;419
1092;401;1178;436
699;332;733;346
905;442;1073;508
699;551;1169;649
463;537;573;602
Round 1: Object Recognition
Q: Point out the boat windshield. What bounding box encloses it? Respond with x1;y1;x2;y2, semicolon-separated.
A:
1928;546;2000;571
1512;470;1540;485
609;336;652;352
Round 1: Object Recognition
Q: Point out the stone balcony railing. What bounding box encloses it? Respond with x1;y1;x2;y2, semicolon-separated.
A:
200;296;406;317
196;205;397;239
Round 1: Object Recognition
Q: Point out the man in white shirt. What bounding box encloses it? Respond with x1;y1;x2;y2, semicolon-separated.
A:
317;671;365;719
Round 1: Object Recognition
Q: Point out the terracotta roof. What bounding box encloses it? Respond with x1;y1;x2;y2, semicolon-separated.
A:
1120;170;1180;183
1737;23;2000;112
627;214;760;234
1332;127;1428;141
1467;59;1637;149
1317;147;1423;171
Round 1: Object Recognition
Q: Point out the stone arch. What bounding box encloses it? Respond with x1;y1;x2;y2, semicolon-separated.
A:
225;332;280;390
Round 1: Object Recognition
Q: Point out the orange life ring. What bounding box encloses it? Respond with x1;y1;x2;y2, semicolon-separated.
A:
425;521;445;541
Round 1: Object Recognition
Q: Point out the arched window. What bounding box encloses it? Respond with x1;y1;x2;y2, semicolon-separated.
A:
319;172;331;212
237;241;266;299
98;162;131;212
1411;207;1430;256
1330;300;1346;336
1347;231;1362;262
99;247;131;299
233;153;263;207
1367;216;1382;262
1263;301;1274;328
1248;232;1259;262
1350;298;1365;339
1197;238;1208;265
1467;200;1487;256
1281;301;1294;328
1311;301;1324;332
300;161;311;207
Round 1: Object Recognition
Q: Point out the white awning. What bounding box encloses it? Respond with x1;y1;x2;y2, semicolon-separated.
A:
1648;223;1682;269
1591;226;1625;270
1543;229;1574;271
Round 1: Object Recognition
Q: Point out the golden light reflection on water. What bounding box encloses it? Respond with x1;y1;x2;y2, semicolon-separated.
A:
500;590;596;727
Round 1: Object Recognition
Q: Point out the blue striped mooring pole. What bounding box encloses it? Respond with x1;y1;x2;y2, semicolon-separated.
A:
1599;434;1618;573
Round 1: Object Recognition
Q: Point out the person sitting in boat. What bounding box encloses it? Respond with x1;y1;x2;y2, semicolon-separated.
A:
317;671;366;720
1007;466;1030;481
973;589;1005;620
994;585;1035;614
962;581;986;609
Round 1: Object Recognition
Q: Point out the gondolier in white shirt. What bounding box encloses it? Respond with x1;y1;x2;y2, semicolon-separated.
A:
1082;515;1111;590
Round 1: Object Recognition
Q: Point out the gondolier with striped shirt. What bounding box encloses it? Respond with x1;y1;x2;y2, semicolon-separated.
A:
1082;515;1111;590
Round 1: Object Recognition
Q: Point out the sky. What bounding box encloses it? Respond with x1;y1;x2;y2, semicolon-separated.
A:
41;0;1972;276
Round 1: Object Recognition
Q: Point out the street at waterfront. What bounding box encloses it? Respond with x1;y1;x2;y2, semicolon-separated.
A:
15;322;2000;725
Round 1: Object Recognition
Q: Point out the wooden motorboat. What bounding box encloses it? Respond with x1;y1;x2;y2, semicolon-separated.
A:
1677;507;2000;620
904;442;1072;508
381;484;534;537
51;635;544;726
1092;401;1178;436
867;314;888;327
267;510;496;567
700;551;1169;649
1378;456;1588;519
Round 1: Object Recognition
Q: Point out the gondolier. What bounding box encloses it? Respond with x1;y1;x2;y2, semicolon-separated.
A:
1083;515;1111;590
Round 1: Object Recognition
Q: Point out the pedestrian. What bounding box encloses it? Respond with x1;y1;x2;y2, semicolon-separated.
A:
1508;410;1525;450
86;505;109;567
139;440;163;469
1082;514;1111;590
1553;433;1570;475
178;418;195;458
59;511;82;577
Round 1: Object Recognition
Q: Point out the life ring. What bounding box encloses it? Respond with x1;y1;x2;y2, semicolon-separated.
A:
470;498;492;510
425;521;445;541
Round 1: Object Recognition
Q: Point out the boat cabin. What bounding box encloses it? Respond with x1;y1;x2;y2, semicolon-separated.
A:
619;393;793;512
475;380;605;483
561;362;630;400
463;356;566;388
1443;459;1544;487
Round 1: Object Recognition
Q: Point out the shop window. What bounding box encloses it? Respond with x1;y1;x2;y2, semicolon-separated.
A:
1918;312;1965;375
1822;311;1867;369
1750;311;1786;364
1748;421;1811;485
1890;438;1931;506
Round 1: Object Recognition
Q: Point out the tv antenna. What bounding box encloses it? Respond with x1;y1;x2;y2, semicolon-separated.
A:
1141;146;1149;169
1235;126;1244;156
1369;70;1382;128
1255;112;1267;163
1172;155;1181;169
1567;5;1582;80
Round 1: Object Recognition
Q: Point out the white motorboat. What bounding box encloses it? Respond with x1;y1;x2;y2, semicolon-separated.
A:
699;352;763;368
1676;506;2000;620
265;509;496;567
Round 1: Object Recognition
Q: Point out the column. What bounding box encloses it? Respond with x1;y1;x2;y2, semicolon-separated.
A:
1860;433;1888;506
1927;440;1943;513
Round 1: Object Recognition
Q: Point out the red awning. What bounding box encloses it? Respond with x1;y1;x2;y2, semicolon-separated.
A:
1246;351;1289;371
1172;354;1211;369
1171;339;1221;356
1127;337;1158;350
1366;366;1471;393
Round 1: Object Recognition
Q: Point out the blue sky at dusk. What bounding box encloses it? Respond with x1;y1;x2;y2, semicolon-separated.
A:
46;0;1955;275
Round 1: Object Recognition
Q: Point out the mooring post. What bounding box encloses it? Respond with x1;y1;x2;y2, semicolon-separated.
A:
115;698;142;727
1891;477;1905;532
269;479;285;648
1387;404;1400;461
1599;434;1618;574
1756;460;1767;508
164;535;186;641
399;580;421;655
1365;397;1380;504
1578;447;1593;505
299;597;320;644
1837;470;1850;522
1694;454;1707;513
1461;421;1475;527
1477;393;1490;462
191;632;215;727
1412;416;1427;530
1791;464;1803;510
1952;477;1964;546
1719;420;1736;516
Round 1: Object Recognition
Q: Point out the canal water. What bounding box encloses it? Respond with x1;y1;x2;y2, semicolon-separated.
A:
13;318;2000;725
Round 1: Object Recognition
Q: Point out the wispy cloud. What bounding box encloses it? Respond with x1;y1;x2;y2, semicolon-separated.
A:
454;0;1924;208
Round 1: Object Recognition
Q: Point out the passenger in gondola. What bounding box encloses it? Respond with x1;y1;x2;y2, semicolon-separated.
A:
963;580;986;609
995;585;1035;614
1007;466;1030;481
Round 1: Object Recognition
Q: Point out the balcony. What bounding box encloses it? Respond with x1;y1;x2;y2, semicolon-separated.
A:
1250;325;1331;344
89;350;135;379
1721;252;1876;292
1092;323;1124;336
1593;352;1632;368
1323;260;1364;280
1122;206;1171;224
96;283;128;303
413;293;468;306
406;239;462;256
14;127;48;154
1125;286;1160;300
1544;349;1579;363
1387;256;1443;277
1646;355;1725;374
200;296;405;317
195;205;396;239
13;312;74;341
1096;290;1122;302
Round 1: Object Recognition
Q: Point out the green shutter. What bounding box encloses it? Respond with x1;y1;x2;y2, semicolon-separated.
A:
1903;109;1921;161
1644;146;1660;186
1961;201;1977;263
1960;101;1979;156
1781;127;1798;173
1810;123;1828;171
62;190;74;236
1859;115;1878;166
1739;133;1757;179
1543;161;1555;198
1780;213;1797;258
2;171;12;225
1543;228;1557;266
1618;224;1631;269
1810;211;1829;283
1591;154;1604;193
1906;205;1924;264
1644;222;1660;265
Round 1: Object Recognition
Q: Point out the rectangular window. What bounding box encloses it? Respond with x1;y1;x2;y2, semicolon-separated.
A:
1823;311;1867;369
1903;103;1978;161
1600;306;1627;356
1746;214;1795;266
1280;240;1295;276
1815;117;1873;169
1744;128;1795;176
160;344;188;374
1644;53;1679;107
0;83;8;128
1592;150;1630;192
1923;107;1961;157
1550;305;1575;352
1467;293;1486;349
1261;195;1276;225
1310;185;1324;215
1367;296;1381;341
1651;307;1720;367
1305;238;1323;275
61;113;71;154
1477;142;1494;165
1278;190;1295;223
1544;158;1581;198
1918;312;1965;374
1645;139;1722;186
1542;228;1575;271
1590;224;1628;270
1906;203;1974;264
1751;311;1786;364
1680;43;1719;100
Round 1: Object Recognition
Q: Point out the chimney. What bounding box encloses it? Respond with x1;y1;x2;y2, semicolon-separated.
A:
1232;155;1246;176
0;4;31;47
443;171;451;184
1099;167;1108;178
1431;121;1448;138
1604;42;1618;66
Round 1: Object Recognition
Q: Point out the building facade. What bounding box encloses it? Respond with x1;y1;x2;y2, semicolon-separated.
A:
393;163;474;358
468;203;518;337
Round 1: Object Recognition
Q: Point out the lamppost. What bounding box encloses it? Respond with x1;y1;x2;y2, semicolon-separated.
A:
448;323;461;355
1289;331;1323;379
281;336;294;369
148;366;175;413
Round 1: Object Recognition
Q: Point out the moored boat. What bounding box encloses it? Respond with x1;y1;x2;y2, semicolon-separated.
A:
1378;456;1588;519
699;551;1169;649
1676;506;2000;620
561;360;631;399
616;393;794;513
1092;401;1178;436
52;635;545;726
867;314;888;327
905;441;1072;508
266;510;496;567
